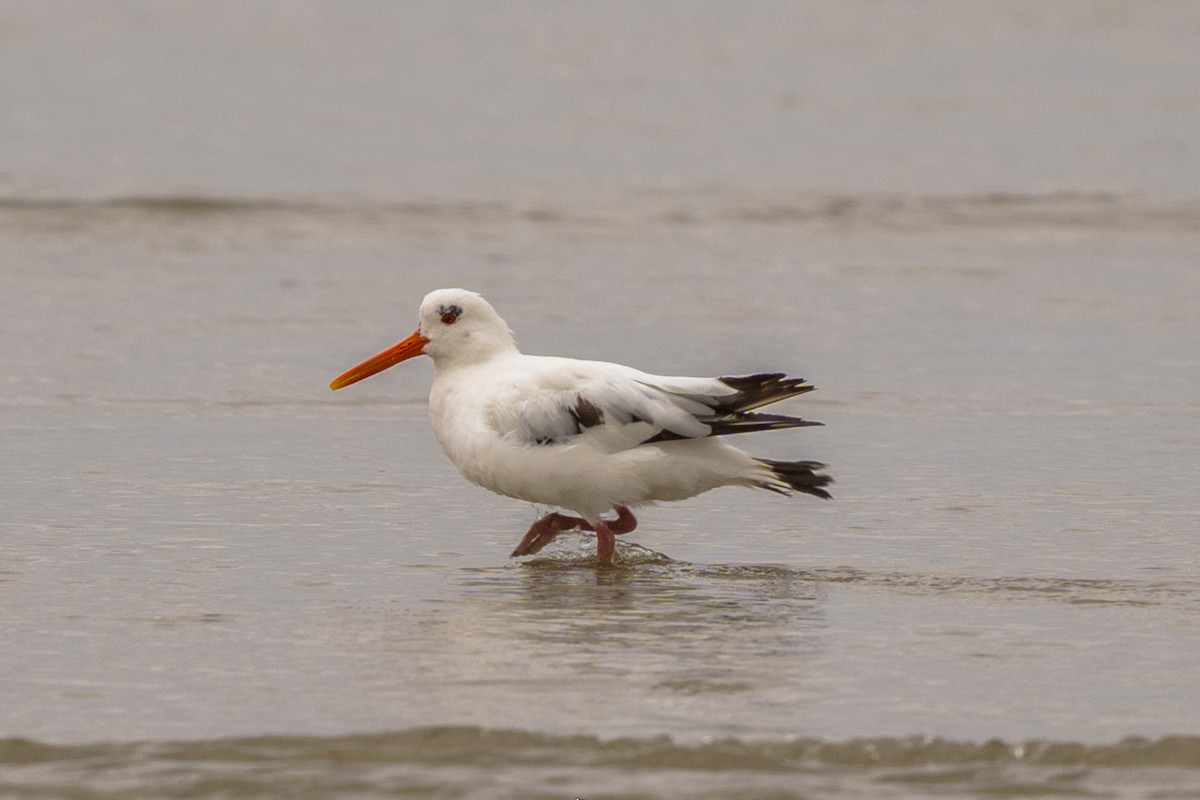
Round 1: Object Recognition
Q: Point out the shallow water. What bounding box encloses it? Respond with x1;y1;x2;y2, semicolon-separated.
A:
4;3;1200;798
4;195;1198;797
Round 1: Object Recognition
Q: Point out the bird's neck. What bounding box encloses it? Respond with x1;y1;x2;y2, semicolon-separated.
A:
430;333;520;371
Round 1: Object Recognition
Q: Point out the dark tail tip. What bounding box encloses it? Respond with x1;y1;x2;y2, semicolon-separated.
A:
757;458;833;500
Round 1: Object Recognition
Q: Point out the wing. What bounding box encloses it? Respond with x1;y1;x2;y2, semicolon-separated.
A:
641;372;823;443
488;359;821;451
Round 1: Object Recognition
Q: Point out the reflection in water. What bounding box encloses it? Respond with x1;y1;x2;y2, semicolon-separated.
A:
400;531;1200;739
464;540;825;684
400;535;828;734
381;532;1200;741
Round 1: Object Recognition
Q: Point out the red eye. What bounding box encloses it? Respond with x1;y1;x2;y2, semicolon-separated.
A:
437;303;463;325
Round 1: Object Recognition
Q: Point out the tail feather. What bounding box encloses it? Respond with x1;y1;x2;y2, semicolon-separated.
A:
756;458;833;500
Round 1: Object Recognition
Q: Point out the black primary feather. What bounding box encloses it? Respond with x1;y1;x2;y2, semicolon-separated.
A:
756;459;833;500
713;373;815;413
645;373;822;443
644;411;822;443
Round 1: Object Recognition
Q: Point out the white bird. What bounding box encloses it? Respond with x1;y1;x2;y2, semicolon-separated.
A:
330;288;831;566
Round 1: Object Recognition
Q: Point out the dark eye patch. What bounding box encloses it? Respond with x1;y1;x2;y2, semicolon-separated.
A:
438;304;463;325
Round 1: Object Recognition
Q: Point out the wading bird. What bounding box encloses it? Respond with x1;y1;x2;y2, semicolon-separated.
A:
330;289;831;565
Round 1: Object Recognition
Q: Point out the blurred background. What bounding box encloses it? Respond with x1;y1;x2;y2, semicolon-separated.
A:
3;2;1196;200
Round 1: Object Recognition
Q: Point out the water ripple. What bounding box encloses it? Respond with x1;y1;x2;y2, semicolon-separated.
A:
2;728;1197;800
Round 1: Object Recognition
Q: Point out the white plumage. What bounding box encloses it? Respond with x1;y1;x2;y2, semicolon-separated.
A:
331;288;831;565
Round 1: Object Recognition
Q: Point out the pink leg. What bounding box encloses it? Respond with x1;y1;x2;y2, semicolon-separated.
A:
566;506;639;535
604;506;638;536
510;512;585;557
594;520;616;567
578;508;635;566
509;506;639;562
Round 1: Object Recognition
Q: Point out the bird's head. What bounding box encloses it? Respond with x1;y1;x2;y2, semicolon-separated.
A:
330;288;516;390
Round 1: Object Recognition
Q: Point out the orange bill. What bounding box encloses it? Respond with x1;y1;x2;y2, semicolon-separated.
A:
330;329;430;390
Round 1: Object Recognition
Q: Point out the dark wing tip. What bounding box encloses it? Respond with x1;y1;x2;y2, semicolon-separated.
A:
757;458;833;500
716;373;816;413
706;411;823;437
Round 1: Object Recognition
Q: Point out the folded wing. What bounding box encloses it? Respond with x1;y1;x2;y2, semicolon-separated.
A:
498;365;822;450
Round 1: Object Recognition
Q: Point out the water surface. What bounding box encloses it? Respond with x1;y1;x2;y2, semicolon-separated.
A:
3;3;1199;798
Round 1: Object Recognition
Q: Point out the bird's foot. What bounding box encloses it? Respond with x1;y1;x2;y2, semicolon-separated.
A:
510;507;638;564
510;512;585;557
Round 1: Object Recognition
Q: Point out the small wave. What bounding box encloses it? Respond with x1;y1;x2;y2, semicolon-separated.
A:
2;728;1197;800
797;566;1200;608
2;191;1198;234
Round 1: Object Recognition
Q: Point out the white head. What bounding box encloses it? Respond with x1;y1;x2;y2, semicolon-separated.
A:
330;288;517;390
415;288;517;364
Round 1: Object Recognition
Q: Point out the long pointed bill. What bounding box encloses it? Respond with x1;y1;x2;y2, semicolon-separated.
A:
330;329;430;390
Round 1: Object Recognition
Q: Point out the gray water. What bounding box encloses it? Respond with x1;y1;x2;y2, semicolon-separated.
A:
3;3;1200;798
